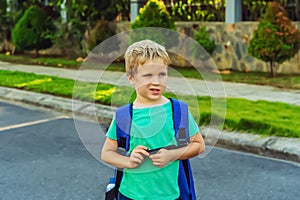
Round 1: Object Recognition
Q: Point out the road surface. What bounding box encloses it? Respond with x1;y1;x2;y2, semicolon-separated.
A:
0;100;299;200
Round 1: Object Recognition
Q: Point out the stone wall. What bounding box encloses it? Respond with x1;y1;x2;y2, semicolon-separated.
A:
117;21;300;74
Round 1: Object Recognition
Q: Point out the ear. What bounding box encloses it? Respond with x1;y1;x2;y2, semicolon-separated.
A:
128;75;135;85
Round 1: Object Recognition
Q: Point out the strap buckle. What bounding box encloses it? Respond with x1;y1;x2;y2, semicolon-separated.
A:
177;128;188;147
117;147;127;156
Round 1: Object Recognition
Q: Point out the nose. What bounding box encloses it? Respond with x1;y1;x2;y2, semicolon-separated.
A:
151;81;160;86
152;73;165;84
151;76;160;85
151;75;166;86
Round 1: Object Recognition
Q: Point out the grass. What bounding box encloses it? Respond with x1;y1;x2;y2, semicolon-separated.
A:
220;71;300;89
0;54;81;69
1;53;300;89
218;99;300;138
169;66;300;89
1;70;299;138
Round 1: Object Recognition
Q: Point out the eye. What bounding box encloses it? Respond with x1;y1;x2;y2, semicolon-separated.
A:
142;73;152;77
159;72;167;77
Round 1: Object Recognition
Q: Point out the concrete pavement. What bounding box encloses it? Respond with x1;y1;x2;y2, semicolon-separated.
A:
0;61;300;162
1;61;300;105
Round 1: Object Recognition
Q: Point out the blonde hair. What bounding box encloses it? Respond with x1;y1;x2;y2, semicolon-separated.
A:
124;40;170;77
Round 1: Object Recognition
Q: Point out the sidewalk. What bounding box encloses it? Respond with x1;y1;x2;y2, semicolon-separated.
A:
1;61;300;105
1;61;300;162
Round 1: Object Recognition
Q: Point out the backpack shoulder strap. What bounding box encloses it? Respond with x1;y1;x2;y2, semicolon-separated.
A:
170;98;189;143
115;103;132;151
113;103;133;200
170;98;197;200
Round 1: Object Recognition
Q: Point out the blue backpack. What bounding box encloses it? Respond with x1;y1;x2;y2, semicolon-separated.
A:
105;98;196;200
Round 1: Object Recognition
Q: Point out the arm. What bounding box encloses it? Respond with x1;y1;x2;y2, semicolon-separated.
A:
149;132;205;167
101;138;150;169
174;132;205;160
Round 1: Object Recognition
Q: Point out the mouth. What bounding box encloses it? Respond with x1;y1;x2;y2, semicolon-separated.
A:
150;88;160;95
150;88;160;92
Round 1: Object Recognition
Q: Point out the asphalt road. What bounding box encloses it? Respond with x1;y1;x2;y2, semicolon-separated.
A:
0;100;299;200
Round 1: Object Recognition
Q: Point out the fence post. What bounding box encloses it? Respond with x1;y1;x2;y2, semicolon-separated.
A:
225;0;242;24
130;0;146;22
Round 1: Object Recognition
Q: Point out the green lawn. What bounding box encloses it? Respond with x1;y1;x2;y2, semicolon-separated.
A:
0;54;81;69
1;70;299;138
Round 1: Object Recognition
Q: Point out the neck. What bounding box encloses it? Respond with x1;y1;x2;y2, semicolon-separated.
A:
133;96;168;107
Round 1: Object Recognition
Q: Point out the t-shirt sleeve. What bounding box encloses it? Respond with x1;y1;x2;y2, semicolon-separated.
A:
188;110;200;137
106;115;117;140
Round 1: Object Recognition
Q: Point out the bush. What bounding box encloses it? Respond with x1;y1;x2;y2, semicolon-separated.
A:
248;2;300;77
12;5;56;55
131;0;176;30
130;0;177;48
192;25;216;60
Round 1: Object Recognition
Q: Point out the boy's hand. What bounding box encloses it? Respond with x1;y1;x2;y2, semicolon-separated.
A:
129;145;149;168
149;149;174;168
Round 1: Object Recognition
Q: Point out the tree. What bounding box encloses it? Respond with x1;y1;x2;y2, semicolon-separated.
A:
0;0;25;52
248;2;300;77
12;5;56;55
130;0;177;48
51;0;129;55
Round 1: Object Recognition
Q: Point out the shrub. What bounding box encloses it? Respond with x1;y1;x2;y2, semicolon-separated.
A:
248;2;300;77
12;5;56;55
131;0;176;30
192;25;216;60
130;0;177;48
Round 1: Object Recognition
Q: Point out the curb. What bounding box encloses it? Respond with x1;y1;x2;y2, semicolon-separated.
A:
201;128;300;163
1;86;299;163
0;86;115;123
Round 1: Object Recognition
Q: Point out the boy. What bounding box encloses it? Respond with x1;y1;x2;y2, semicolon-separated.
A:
101;39;205;200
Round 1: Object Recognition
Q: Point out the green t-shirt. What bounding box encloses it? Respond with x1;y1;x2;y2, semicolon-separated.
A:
106;101;199;200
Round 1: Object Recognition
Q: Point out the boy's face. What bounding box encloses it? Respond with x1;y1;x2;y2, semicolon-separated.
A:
128;59;168;105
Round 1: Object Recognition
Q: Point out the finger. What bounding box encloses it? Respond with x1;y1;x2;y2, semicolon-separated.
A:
130;156;142;164
152;161;164;168
132;153;144;162
133;150;149;158
134;147;147;154
140;150;150;157
133;146;149;157
132;157;142;164
149;153;160;160
135;145;148;151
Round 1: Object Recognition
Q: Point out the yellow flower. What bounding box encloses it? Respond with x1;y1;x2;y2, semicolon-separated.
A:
93;88;116;100
16;78;52;87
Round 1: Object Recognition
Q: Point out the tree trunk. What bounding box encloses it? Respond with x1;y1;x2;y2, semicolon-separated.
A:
35;49;40;56
270;60;275;78
296;0;300;21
